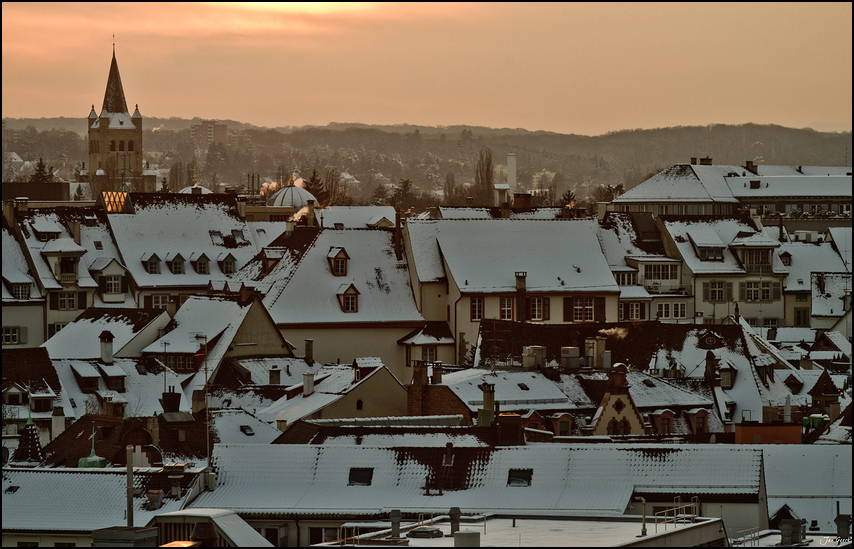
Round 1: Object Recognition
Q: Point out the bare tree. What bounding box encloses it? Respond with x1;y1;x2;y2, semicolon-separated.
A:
474;147;494;206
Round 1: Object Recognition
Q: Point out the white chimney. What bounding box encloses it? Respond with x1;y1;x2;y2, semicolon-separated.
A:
303;372;315;397
507;153;517;188
100;330;114;365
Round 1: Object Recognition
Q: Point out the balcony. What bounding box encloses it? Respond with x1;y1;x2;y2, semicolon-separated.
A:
58;273;77;284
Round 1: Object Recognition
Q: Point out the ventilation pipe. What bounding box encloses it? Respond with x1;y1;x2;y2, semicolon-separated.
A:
390;509;402;538
269;365;280;385
431;362;443;384
449;507;461;535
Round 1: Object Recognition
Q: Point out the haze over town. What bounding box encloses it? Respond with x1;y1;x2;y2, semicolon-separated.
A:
2;2;852;135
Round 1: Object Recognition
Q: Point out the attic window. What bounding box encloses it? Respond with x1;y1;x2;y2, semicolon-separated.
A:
507;469;532;487
781;254;791;266
518;383;530;391
614;399;625;413
239;425;255;436
642;379;656;388
196;258;209;275
170;258;184;275
334;223;344;230
209;231;224;245
5;486;20;494
348;467;374;486
94;240;103;250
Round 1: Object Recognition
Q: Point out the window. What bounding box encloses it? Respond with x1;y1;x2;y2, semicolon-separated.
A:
744;249;771;274
742;281;777;302
147;258;160;274
616;272;637;286
763;318;778;328
657;303;671;319
695;415;706;434
348;467;374;486
105;275;122;294
94;240;103;250
48;323;67;338
171;259;184;274
507;469;532;487
344;294;358;312
781;254;791;266
470;297;483;321
196;259;209;275
356;399;363;411
127;140;134;152
706;281;727;302
644;264;678;280
619;420;631;435
795;293;808;302
422;346;436;362
573;297;594;322
334;257;347;276
558;421;570;436
659;416;671;434
3;327;21;345
12;284;29;300
629;302;641;320
500;297;514;321
110;140;116;151
673;302;686;318
744;282;760;301
607;419;618;435
583;298;594;321
152;294;170;310
700;248;723;261
794;308;810;327
222;258;235;275
530;297;544;321
119;140;125;151
58;291;77;310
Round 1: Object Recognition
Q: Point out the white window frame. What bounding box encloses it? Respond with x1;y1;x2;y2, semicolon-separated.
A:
58;291;77;310
629;302;641;320
196;259;209;275
152;294;170;310
344;294;358;312
470;297;483;321
745;282;761;302
657;303;671;319
12;284;29;300
709;281;725;302
673;302;686;318
171;259;184;274
500;297;513;321
223;259;235;275
147;259;160;274
530;297;544;321
105;275;122;294
583;297;594;321
422;345;436;362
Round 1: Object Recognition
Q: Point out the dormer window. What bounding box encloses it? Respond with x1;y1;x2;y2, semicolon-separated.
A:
337;284;360;313
209;231;224;245
12;283;30;300
699;248;723;261
197;258;209;274
167;254;185;275
218;253;236;276
327;247;350;276
147;258;159;274
780;253;791;266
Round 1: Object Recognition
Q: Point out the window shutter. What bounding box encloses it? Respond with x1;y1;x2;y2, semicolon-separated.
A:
618;302;625;321
525;298;532;319
726;282;733;301
121;275;129;293
702;282;709;302
595;297;606;322
50;293;59;310
20;327;28;344
543;297;550;320
640;303;646;320
563;297;573;321
739;282;746;301
144;295;152;309
78;292;87;309
99;276;106;294
772;282;781;300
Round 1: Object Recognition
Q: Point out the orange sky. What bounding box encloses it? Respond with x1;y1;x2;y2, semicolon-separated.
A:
2;2;851;135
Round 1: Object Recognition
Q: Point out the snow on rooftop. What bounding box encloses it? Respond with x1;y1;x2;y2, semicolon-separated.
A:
614;164;741;204
442;369;575;412
191;443;763;516
828;226;852;271
411;219;617;293
665;219;767;275
811;273;852;317
43;310;164;359
264;229;423;325
726;175;853;199
777;242;848;292
209;408;281;445
2;226;40;299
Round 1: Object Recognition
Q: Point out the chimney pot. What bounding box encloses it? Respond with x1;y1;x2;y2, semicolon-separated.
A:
100;330;115;365
303;372;315;397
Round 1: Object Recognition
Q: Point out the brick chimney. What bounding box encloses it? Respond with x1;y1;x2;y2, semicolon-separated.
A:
100;330;114;365
304;339;314;365
431;362;443;384
408;361;429;415
477;382;495;427
306;200;316;227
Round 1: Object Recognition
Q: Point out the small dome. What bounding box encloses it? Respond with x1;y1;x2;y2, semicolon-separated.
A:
179;185;213;194
267;185;317;209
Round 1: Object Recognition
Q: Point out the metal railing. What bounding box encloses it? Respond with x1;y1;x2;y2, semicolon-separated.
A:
654;497;699;533
730;526;760;546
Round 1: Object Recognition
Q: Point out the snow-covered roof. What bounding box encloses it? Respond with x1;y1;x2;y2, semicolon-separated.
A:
726;175;853;199
595;213;662;267
295;205;396;228
615;163;852;204
230;357;320;386
811;272;851;317
407;219;618;293
820;331;852;358
257;229;423;325
43;309;167;359
256;363;383;424
209;408;281;445
53;358;190;419
664;218;783;275
106;194;261;289
763;445;852;533
438;207;562;220
614;164;741;204
178;184;213;194
152;509;273;547
2;226;40;300
89;111;136;130
191;443;763;516
442;369;575;412
19;211;98;291
1;468;201;533
777;242;848;291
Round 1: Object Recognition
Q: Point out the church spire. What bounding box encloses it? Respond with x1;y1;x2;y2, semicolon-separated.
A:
102;42;129;115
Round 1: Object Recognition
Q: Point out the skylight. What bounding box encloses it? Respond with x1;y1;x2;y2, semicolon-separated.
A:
348;467;374;486
507;469;532;487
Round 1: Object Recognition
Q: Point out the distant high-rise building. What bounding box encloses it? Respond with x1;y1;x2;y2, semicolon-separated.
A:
87;45;152;195
191;121;228;148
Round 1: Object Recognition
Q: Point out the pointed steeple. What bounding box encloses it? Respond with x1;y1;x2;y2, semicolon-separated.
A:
102;46;129;115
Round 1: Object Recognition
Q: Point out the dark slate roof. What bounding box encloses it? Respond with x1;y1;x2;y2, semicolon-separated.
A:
476;318;745;372
807;369;841;397
2;347;61;395
9;423;45;465
41;415;152;468
102;50;129;114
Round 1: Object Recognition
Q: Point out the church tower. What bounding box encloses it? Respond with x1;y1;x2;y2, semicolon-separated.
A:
88;44;146;197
